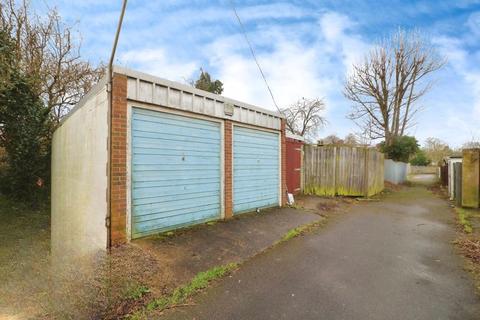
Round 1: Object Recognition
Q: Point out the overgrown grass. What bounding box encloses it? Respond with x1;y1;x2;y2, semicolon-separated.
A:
123;284;150;300
0;194;51;318
278;220;325;243
455;207;474;234
127;263;238;319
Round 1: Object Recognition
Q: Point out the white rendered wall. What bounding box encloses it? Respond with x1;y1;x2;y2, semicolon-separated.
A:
51;83;109;261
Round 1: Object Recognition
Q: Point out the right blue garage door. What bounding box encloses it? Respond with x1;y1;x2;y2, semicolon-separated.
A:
233;126;280;214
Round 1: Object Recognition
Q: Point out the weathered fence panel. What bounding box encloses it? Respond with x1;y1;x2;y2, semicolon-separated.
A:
368;149;385;196
303;145;384;197
303;146;336;196
336;146;366;196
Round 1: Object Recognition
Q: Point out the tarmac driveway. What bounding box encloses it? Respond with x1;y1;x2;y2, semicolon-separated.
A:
163;186;480;320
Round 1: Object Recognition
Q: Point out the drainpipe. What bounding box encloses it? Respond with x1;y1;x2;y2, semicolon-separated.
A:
106;0;128;250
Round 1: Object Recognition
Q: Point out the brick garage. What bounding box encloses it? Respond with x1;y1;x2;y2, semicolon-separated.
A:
51;66;286;255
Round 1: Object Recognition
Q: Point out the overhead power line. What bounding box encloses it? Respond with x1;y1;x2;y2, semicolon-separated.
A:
229;0;283;114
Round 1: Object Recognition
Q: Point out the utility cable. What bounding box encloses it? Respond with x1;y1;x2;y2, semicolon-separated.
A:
229;0;283;114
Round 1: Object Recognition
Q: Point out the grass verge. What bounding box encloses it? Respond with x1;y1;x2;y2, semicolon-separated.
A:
127;263;238;319
455;207;473;234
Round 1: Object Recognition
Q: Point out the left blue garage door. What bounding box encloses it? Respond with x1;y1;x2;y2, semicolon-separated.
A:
131;108;221;239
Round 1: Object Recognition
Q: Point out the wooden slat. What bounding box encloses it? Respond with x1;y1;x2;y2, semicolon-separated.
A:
302;145;384;197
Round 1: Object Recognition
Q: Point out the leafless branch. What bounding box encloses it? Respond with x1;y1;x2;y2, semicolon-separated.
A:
344;29;445;145
280;97;327;142
0;0;105;126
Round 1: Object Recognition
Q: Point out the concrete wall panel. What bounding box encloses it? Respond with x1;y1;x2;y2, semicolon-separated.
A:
462;149;480;208
51;85;108;259
118;66;283;130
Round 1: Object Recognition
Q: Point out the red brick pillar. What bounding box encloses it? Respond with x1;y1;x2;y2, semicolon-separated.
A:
281;119;287;206
224;120;233;219
110;73;128;246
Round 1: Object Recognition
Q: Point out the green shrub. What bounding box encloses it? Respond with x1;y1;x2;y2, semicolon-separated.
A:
0;30;51;204
379;136;419;162
410;150;431;166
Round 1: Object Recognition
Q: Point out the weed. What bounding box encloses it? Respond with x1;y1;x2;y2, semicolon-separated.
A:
124;284;150;300
279;220;325;243
455;208;473;234
128;263;238;318
288;203;304;210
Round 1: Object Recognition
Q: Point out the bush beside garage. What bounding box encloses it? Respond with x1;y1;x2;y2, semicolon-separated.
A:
51;66;286;257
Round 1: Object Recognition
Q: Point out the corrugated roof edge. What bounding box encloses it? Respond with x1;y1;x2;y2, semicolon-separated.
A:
113;65;285;119
55;74;108;129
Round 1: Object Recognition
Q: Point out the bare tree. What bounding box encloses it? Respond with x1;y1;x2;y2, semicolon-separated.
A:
343;133;358;146
281;98;327;141
0;0;104;125
423;137;452;165
344;29;445;146
462;137;480;149
318;134;343;145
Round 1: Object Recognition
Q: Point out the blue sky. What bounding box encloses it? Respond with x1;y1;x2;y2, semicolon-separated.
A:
36;0;480;147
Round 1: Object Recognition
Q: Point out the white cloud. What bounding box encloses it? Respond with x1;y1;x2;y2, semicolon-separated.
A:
433;36;480;118
207;12;369;112
319;12;353;42
467;11;480;35
119;48;199;82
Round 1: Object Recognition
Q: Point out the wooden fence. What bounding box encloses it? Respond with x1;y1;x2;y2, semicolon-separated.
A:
302;145;384;197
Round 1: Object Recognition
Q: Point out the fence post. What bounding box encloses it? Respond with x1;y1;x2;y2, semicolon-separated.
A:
334;146;338;195
364;147;369;197
454;162;462;207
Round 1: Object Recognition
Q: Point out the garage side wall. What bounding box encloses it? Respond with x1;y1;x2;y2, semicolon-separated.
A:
51;83;109;259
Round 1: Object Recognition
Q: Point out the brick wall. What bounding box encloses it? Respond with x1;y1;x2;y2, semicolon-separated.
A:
281;119;287;206
110;73;128;246
224;120;233;218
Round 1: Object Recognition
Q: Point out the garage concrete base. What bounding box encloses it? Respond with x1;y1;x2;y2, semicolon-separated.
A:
134;206;323;286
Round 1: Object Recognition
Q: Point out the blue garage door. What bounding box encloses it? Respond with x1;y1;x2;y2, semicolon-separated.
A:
131;108;221;238
233;126;279;214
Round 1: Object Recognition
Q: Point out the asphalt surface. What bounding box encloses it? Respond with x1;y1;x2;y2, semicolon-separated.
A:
163;185;480;320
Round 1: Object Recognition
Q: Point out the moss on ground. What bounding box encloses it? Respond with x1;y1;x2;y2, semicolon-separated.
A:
455;207;474;234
